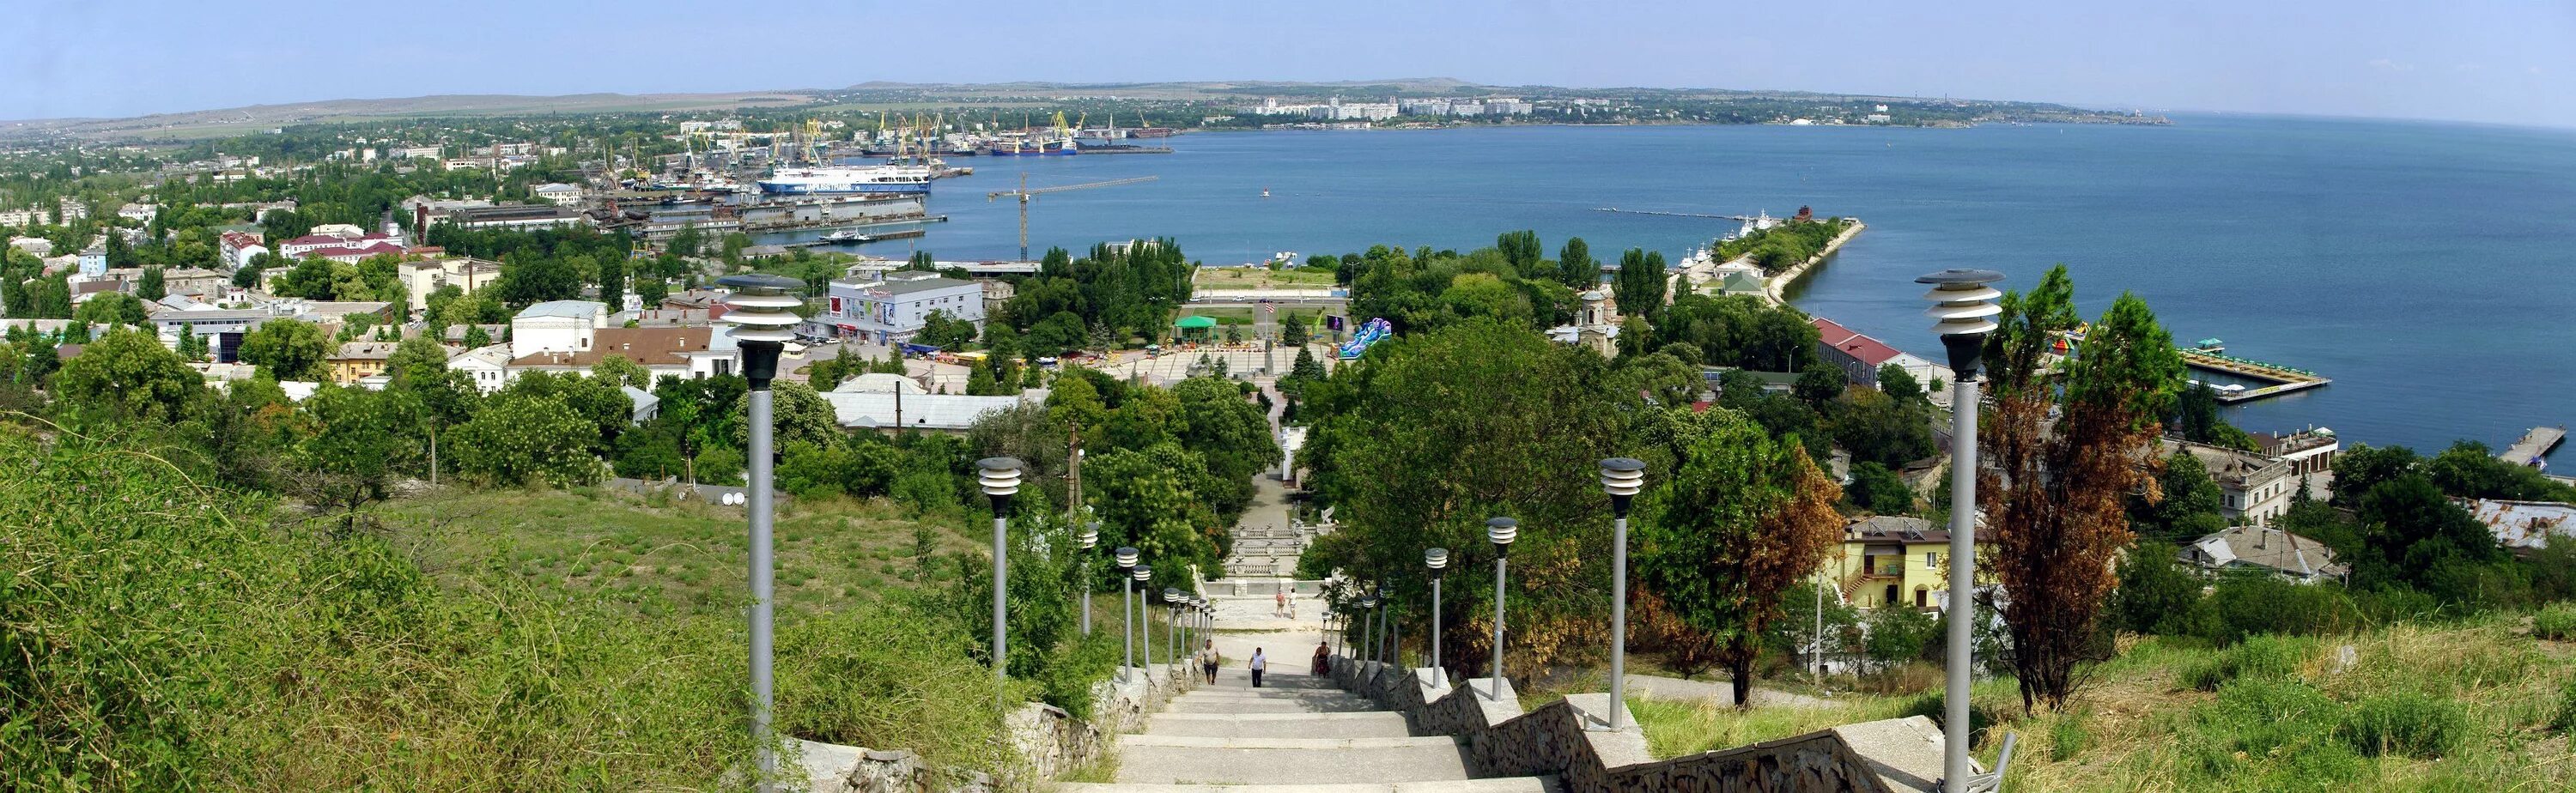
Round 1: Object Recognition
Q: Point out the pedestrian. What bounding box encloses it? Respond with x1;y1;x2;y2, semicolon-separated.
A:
1309;640;1330;676
1249;647;1267;688
1275;590;1288;617
1199;639;1219;685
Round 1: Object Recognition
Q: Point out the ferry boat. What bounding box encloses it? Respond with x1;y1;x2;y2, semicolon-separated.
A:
819;229;875;244
756;165;933;196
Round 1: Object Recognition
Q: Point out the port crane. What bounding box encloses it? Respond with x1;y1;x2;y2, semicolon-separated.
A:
987;173;1158;260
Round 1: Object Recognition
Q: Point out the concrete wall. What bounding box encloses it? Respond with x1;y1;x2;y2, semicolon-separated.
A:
1327;656;1934;793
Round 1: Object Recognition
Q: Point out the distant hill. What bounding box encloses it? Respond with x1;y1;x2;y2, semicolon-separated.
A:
3;90;823;139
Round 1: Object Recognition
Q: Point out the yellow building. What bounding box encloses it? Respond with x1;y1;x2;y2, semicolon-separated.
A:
325;341;401;385
1823;515;1994;610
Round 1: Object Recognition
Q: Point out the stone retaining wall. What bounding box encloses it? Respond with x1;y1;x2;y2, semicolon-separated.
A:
1327;655;1935;793
799;665;1188;793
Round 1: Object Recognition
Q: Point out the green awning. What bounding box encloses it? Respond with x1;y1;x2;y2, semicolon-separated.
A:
1174;316;1218;329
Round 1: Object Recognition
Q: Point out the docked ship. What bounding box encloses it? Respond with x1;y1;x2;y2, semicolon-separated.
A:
756;164;933;195
987;134;1079;156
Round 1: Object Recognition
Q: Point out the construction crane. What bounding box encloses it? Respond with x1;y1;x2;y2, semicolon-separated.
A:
987;173;1158;260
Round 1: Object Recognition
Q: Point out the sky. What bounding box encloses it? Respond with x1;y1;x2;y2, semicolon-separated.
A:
7;0;2575;127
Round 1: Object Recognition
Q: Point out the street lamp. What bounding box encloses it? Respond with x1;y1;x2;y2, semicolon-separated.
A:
1078;521;1100;635
1425;548;1449;680
1917;268;2003;793
1133;564;1155;669
1163;586;1184;679
1116;547;1140;680
718;272;799;793
1600;457;1645;731
1360;590;1381;665
1486;517;1517;700
978;457;1024;685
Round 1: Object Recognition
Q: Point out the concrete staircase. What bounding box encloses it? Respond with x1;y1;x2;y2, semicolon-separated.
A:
1065;666;1559;793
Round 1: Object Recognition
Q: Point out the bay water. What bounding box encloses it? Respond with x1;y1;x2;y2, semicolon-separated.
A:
878;116;2576;456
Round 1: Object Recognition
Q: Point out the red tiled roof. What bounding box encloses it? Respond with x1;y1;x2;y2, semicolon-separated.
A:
1813;318;1904;366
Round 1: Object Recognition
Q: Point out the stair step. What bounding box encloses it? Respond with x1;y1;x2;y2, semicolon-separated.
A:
1120;735;1459;750
1145;710;1413;738
1180;688;1370;700
1063;778;1561;793
1160;696;1388;714
1110;742;1478;785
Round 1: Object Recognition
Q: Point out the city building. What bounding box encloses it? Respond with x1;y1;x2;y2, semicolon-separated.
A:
1812;317;1949;390
1825;515;1994;610
391;145;444;160
118;203;158;223
77;246;107;277
2164;438;2298;524
447;343;513;394
9;236;52;257
218;231;268;269
397;256;503;313
1545;289;1620;358
2253;427;2342;480
150;310;273;362
2182;525;2346;583
506;325;738;383
510;300;608;359
813;272;983;344
279;227;406;260
440;203;589;230
819;375;1032;433
2463;499;2576;556
324;341;401;384
532;183;585;205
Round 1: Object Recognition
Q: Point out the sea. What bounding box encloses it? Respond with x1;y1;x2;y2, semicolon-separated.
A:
822;116;2576;458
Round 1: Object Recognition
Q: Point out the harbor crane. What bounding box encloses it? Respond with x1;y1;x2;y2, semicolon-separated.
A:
987;173;1158;260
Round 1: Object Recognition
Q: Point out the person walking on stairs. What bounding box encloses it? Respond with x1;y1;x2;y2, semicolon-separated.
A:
1310;640;1330;676
1249;647;1267;687
1197;639;1219;685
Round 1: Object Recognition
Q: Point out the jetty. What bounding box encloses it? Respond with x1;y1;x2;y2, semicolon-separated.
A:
2176;348;2330;403
2500;426;2566;468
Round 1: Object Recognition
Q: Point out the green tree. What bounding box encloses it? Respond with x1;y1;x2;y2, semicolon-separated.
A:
1496;230;1544;278
1794;362;1848;404
592;354;652;390
73;292;148;327
2108;540;2203;636
295;385;418;530
730;378;839;451
1877;363;1924;406
1845;461;1914;516
2330;444;2421;509
1864;602;1940;669
54;328;202;424
462;324;493;349
1557;237;1598;288
1089;443;1221;577
1610;248;1668;319
174;324;207;362
1637;408;1844;707
238;318;330;381
2129;451;2226;542
1024;311;1090;356
136;266;166;300
497;255;582;306
1281;313;1310;347
451;390;604;487
1829;388;1935;467
668;222;702;258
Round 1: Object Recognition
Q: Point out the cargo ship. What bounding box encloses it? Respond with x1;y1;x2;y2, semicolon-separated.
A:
756;164;933;195
987;134;1078;156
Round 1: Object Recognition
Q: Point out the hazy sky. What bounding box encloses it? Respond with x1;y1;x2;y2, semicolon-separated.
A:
8;0;2574;127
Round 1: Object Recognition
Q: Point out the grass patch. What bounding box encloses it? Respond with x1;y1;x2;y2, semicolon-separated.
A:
1192;266;1340;288
373;487;980;618
1628;695;1918;759
2179;633;2312;691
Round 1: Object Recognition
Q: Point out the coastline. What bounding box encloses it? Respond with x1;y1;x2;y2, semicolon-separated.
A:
1761;220;1868;306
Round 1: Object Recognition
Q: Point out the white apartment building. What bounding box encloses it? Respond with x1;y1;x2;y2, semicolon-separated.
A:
813;272;984;345
510;300;609;359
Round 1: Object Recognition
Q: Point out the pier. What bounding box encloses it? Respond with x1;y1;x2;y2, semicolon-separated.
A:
2500;426;2566;468
2176;348;2330;403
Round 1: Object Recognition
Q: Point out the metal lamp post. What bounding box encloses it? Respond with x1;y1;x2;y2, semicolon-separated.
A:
1360;591;1380;664
717;273;799;793
978;457;1024;685
1917;268;2004;793
1133;564;1155;669
1078;521;1100;635
1600;457;1645;730
1486;517;1516;699
1116;547;1140;681
1163;586;1184;678
1425;548;1449;680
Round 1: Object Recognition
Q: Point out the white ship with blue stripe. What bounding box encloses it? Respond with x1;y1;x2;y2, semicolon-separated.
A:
756;165;932;196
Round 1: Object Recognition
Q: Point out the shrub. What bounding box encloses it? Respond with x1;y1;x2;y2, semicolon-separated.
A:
2534;602;2576;641
773;604;1014;772
2554;678;2576;735
2337;691;2467;759
2193;575;2359;645
2180;634;2312;691
2048;711;2091;761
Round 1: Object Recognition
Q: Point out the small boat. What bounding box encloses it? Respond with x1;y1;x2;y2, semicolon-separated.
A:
1261;187;1271;197
819;230;874;244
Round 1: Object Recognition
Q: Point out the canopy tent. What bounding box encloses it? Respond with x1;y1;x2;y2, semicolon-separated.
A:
1174;314;1218;340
